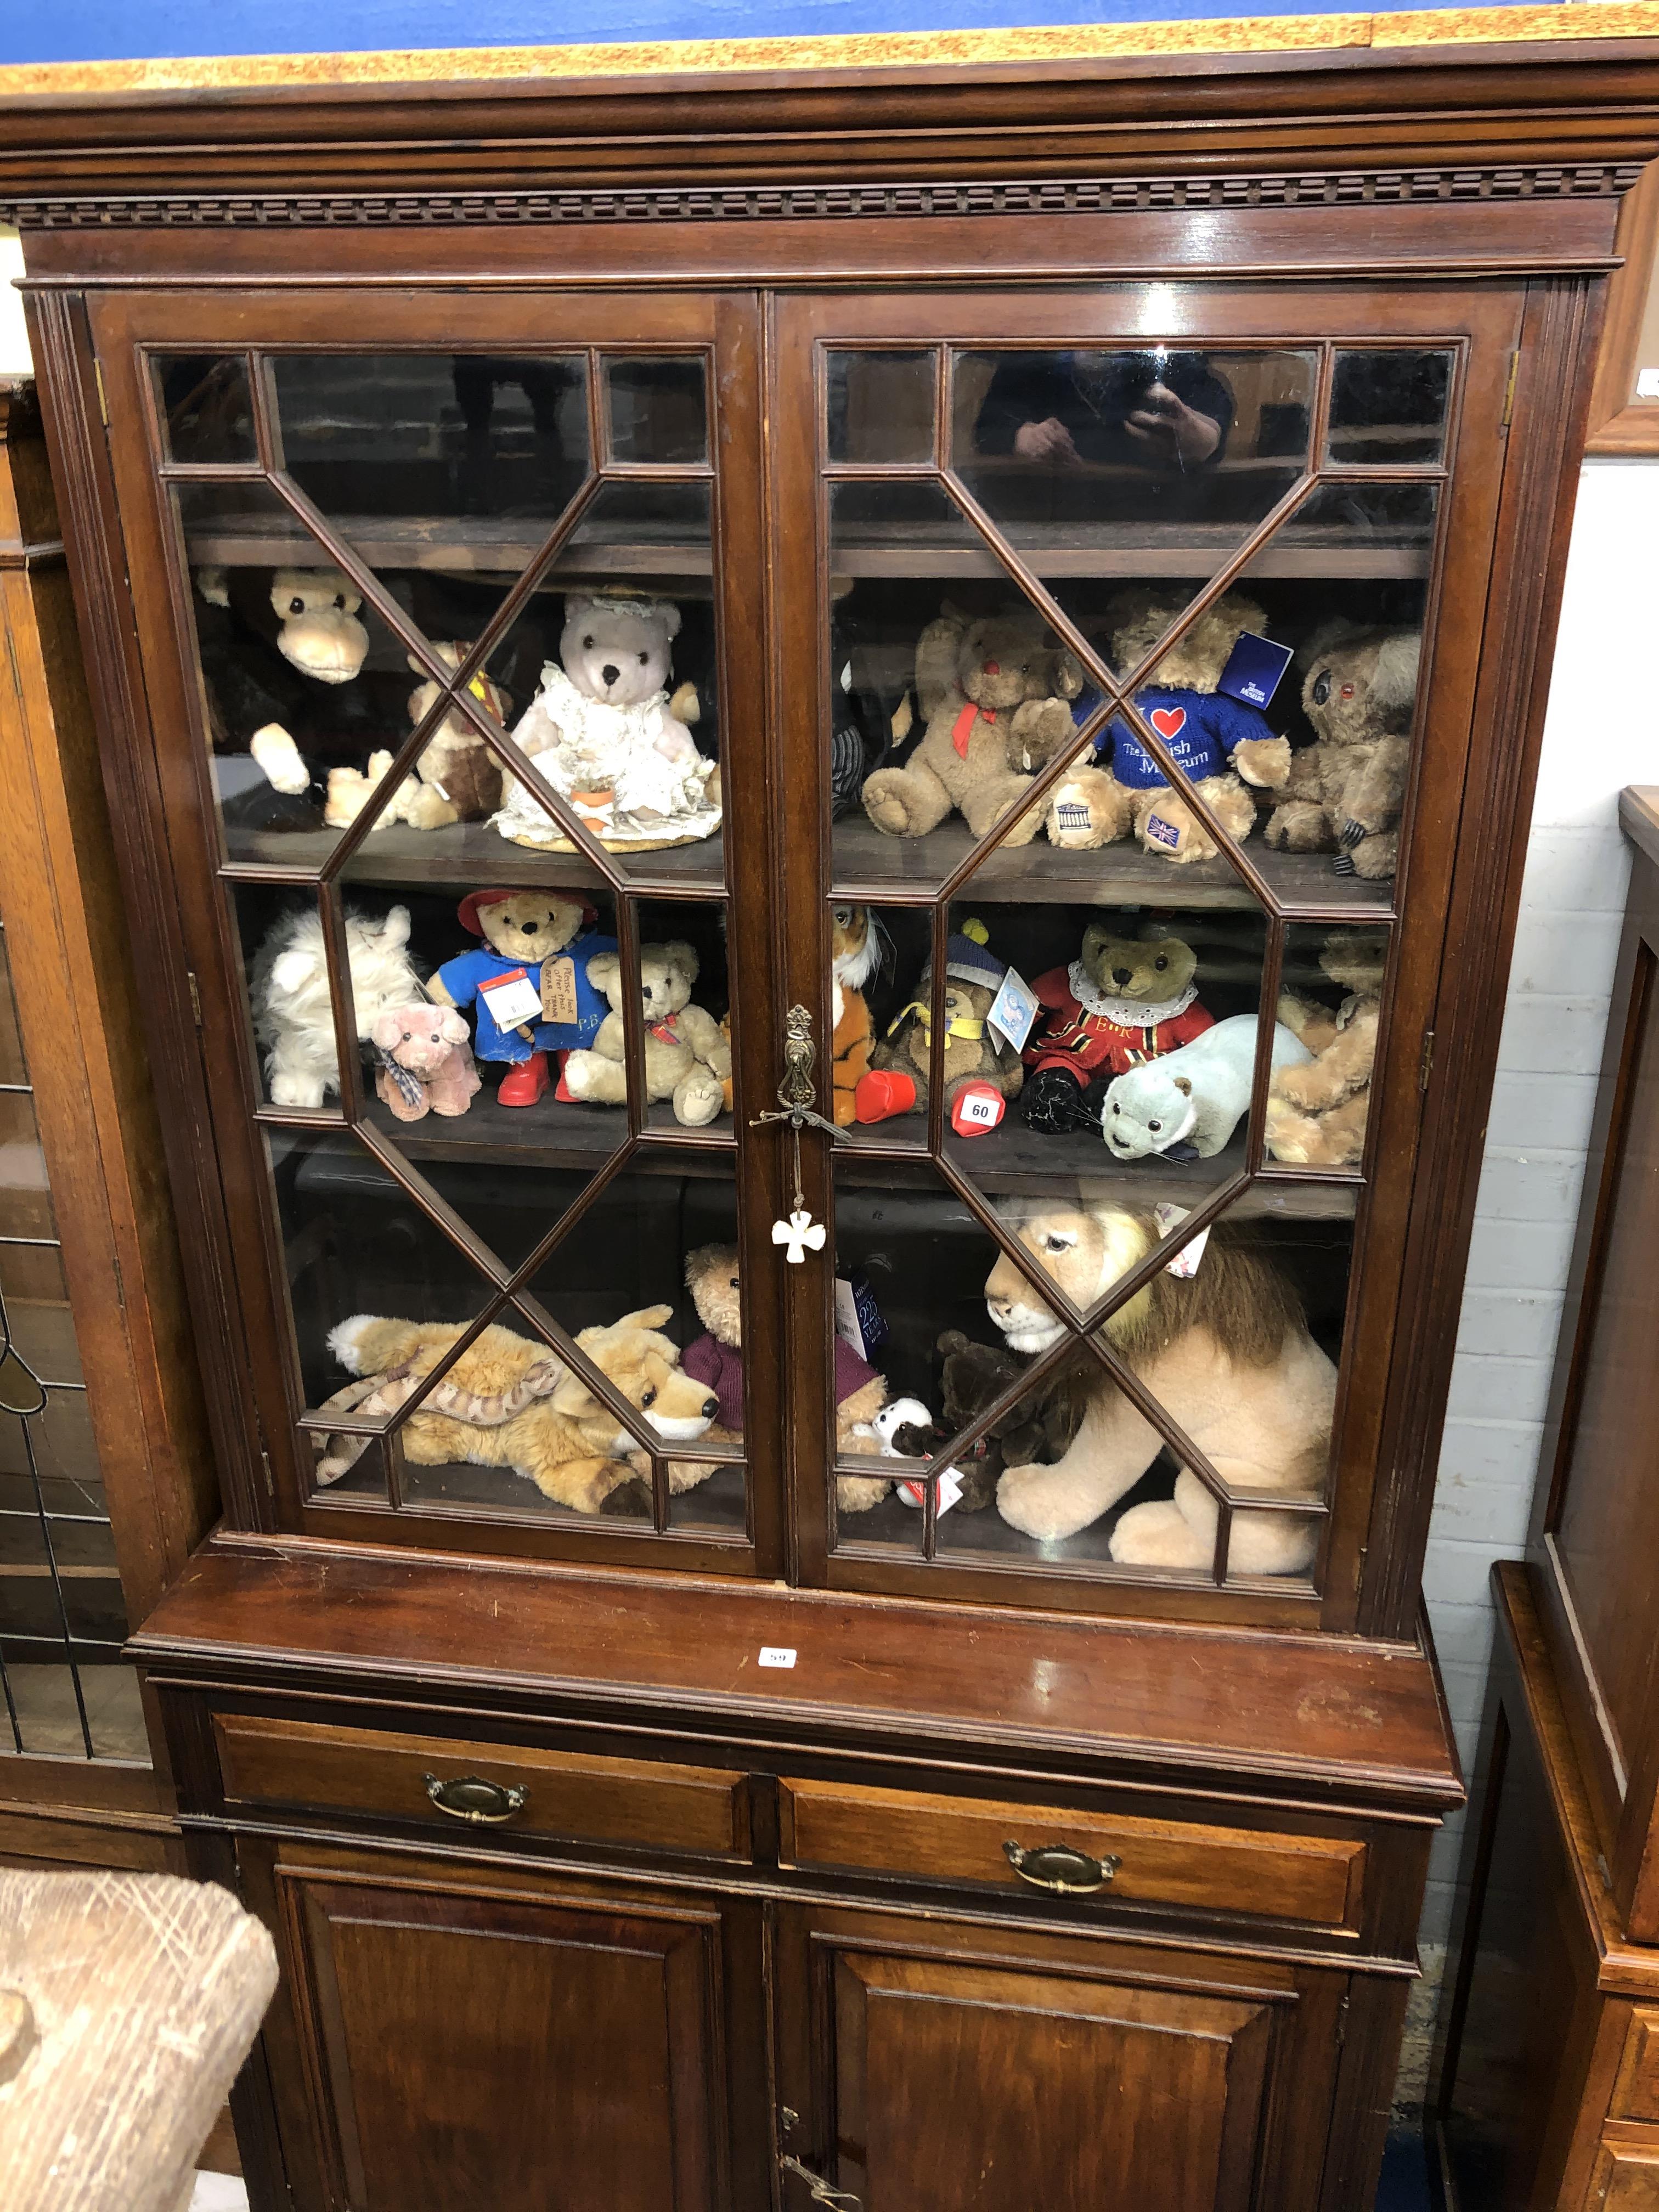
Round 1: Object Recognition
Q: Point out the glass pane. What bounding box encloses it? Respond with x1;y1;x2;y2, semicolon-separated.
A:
827;351;936;465
828;478;1096;890
0;927;26;1085
1328;349;1453;466
952;346;1311;600
1265;924;1387;1171
487;484;723;871
833;902;936;1157
271;351;591;532
0;1090;57;1243
174;478;425;855
154;353;257;465
605;356;708;465
0;1242;81;1388
1222;482;1437;896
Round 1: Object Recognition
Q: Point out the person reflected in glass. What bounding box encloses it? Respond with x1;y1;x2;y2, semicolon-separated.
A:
976;348;1233;471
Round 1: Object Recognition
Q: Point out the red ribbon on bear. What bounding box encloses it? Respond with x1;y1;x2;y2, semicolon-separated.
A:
952;702;997;759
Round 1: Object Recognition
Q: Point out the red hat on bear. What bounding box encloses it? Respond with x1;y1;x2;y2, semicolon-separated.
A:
456;889;597;936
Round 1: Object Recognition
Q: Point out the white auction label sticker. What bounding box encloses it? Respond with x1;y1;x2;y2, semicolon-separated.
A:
478;965;543;1030
758;1646;798;1669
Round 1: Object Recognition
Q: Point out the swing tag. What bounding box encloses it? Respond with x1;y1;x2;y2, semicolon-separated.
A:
540;956;580;1027
1153;1201;1211;1279
479;967;542;1030
898;1468;965;1514
988;964;1039;1054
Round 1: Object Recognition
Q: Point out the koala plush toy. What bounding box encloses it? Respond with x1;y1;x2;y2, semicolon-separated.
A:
562;941;733;1126
1264;624;1421;882
495;594;720;851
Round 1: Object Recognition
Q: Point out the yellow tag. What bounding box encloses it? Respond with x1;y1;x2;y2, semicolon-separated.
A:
541;956;580;1028
467;675;491;706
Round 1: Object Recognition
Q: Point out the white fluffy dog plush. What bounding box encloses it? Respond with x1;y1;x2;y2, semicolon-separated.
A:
252;904;424;1107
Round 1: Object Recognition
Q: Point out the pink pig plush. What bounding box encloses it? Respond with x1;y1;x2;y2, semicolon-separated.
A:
370;1001;481;1121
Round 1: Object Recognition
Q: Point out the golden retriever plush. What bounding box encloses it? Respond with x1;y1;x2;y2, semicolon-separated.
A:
314;1305;719;1515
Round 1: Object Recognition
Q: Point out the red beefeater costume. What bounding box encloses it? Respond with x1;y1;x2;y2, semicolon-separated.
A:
1025;961;1215;1082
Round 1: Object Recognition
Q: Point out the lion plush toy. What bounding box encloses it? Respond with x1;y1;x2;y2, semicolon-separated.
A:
1264;624;1420;882
861;605;1081;843
1042;589;1291;862
314;1306;720;1515
1266;927;1387;1167
854;919;1024;1125
562;942;732;1126
983;1200;1334;1570
1021;921;1214;1133
680;1242;892;1510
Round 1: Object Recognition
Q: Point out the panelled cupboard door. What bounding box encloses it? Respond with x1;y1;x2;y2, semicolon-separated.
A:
86;287;780;1578
771;285;1522;1630
772;1906;1345;2212
238;1837;757;2212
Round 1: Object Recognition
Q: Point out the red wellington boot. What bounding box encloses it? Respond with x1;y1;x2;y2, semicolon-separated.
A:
854;1068;918;1124
497;1051;550;1108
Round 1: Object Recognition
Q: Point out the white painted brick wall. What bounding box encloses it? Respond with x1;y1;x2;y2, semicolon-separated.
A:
1417;457;1659;1963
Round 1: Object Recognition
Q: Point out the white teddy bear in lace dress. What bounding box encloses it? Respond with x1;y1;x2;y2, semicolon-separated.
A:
493;593;720;850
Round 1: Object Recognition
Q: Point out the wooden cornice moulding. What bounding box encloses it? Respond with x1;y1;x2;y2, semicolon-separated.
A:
0;163;1647;234
5;31;1659;210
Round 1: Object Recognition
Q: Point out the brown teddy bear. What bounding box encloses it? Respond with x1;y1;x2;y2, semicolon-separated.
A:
1020;920;1214;1133
861;605;1081;843
1266;927;1387;1167
680;1243;893;1510
854;919;1024;1124
888;1330;1086;1511
561;942;732;1126
1042;588;1291;862
1264;624;1420;882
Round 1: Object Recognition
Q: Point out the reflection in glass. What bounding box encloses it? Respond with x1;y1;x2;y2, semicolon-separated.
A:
1328;349;1453;466
1266;924;1387;1170
605;356;708;464
953;347;1311;586
272;351;590;525
826;350;936;464
153;354;257;465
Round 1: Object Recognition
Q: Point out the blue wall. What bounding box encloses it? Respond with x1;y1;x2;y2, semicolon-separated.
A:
0;0;1497;68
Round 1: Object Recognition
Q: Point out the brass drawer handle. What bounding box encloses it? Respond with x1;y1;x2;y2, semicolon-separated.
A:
779;2153;862;2209
422;1772;528;1825
1003;1839;1120;1894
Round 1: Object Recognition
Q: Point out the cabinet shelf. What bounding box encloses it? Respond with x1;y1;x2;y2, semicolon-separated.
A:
223;817;726;896
830;816;1391;915
183;515;1426;583
360;1090;736;1173
320;1447;751;1537
837;1121;1358;1217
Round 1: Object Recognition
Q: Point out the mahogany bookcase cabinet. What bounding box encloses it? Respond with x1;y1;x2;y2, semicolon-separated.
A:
5;29;1657;2211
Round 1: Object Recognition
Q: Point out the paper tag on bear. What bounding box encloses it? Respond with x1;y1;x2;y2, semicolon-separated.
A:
898;1468;965;1515
1144;812;1181;851
835;1272;889;1359
1217;630;1294;710
479;966;543;1030
1153;1201;1211;1278
540;956;580;1028
987;963;1039;1054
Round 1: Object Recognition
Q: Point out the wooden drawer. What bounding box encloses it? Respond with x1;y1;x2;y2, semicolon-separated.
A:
214;1713;750;1859
1613;2014;1659;2124
778;1778;1365;1928
1593;2142;1659;2209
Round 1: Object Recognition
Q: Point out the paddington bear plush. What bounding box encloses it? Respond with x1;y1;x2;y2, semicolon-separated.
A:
428;888;614;1107
888;1331;1085;1511
681;1243;893;1510
861;605;1081;843
562;943;732;1127
854;919;1024;1125
1022;922;1213;1133
1264;624;1420;882
1266;927;1387;1167
193;566;410;833
1041;589;1291;861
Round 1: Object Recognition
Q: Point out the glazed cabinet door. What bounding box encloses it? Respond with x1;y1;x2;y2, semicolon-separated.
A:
771;285;1524;1629
771;1905;1346;2211
239;1836;766;2212
83;289;783;1577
